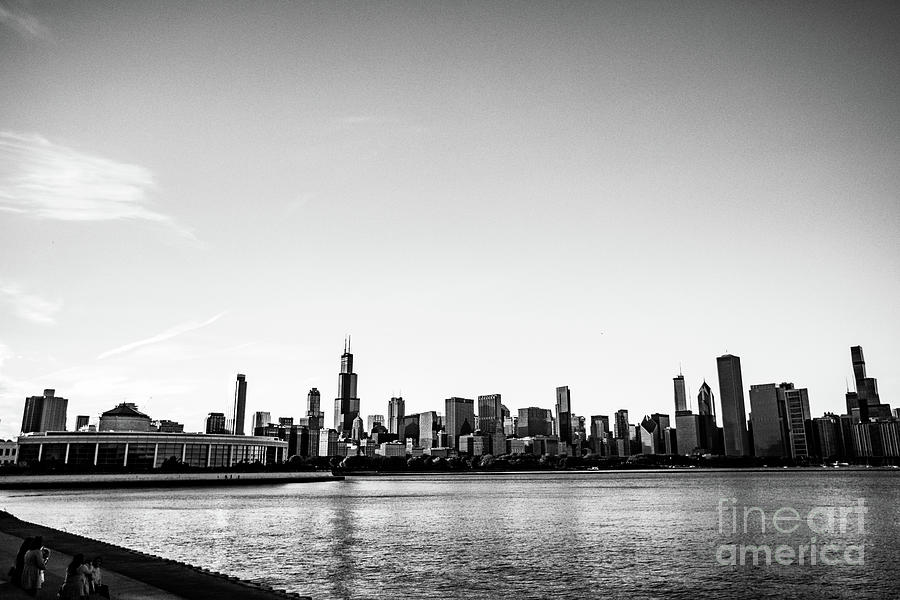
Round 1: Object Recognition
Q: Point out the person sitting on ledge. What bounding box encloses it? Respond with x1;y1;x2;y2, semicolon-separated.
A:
59;553;92;600
9;536;33;587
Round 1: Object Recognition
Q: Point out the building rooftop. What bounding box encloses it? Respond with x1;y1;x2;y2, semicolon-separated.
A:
101;403;150;418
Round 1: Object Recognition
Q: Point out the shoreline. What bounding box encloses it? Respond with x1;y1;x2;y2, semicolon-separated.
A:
1;466;893;489
339;465;900;476
0;471;343;489
0;510;310;599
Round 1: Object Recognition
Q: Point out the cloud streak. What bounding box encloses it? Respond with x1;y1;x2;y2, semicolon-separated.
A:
0;281;62;325
0;132;194;239
97;311;228;360
0;1;50;40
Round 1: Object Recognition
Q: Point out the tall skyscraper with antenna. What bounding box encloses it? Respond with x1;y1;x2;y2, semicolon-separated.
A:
334;338;360;436
673;374;687;413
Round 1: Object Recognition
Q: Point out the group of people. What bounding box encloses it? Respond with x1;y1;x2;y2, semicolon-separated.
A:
10;536;108;599
59;553;107;599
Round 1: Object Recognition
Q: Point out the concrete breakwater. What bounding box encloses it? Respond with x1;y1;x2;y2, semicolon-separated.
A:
0;510;312;599
0;471;343;489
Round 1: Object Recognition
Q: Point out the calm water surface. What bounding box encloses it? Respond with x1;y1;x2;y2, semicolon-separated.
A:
2;471;898;599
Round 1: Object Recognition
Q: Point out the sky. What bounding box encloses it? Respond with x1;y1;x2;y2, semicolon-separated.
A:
1;1;898;439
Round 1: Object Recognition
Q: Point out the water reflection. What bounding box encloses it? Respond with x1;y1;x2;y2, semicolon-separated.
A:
1;471;898;599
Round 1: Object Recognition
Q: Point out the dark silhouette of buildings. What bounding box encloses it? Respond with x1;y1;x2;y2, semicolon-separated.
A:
232;374;247;435
717;354;749;457
749;383;783;458
399;413;420;443
75;415;89;431
334;339;360;436
846;346;891;421
516;407;553;437
445;398;474;449
21;389;68;433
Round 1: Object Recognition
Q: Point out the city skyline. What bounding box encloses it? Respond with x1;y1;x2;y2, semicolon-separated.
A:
1;2;899;440
4;341;894;441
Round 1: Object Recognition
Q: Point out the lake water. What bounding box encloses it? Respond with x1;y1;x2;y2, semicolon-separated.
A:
2;471;898;599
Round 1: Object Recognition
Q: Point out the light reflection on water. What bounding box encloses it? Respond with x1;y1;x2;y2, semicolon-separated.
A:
2;471;898;599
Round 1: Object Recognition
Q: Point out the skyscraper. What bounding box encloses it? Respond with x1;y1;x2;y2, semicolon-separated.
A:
333;338;361;436
205;412;227;434
400;413;420;443
419;411;441;449
388;396;405;435
445;397;475;448
556;386;572;447
673;374;687;413
307;388;324;430
697;380;715;416
351;415;364;442
367;414;385;432
640;415;661;454
717;354;749;457
780;384;811;459
21;389;68;433
846;346;890;422
696;380;719;454
590;415;610;455
516;407;553;437
675;412;702;456
749;383;785;458
75;415;89;431
477;394;503;434
253;411;271;430
232;374;247;435
614;409;629;440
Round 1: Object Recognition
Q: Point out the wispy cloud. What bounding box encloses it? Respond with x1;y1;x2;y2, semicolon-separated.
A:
0;132;194;239
97;311;228;360
0;1;50;40
0;280;62;325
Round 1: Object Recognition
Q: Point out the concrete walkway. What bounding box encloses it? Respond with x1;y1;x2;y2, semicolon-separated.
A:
0;512;309;600
1;531;184;599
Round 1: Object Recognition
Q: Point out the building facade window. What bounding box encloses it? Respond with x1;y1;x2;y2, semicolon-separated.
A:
127;443;156;469
209;444;229;468
184;443;208;467
41;443;68;462
68;443;96;466
97;443;126;467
